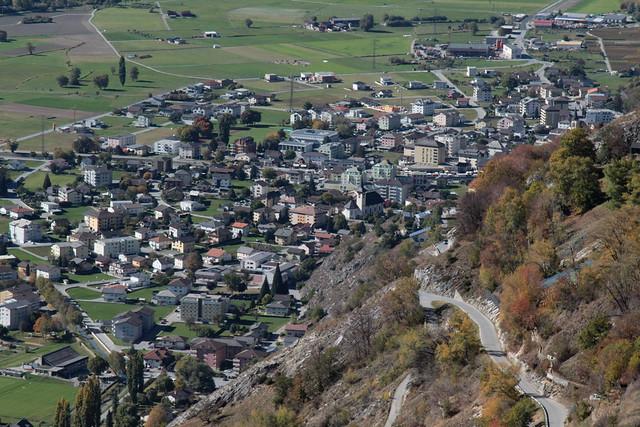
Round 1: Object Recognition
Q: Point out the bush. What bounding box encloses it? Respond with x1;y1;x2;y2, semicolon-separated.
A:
578;314;611;349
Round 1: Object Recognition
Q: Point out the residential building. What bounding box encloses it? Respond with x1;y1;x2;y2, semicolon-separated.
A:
102;284;128;302
51;242;88;260
84;165;112;187
112;307;155;343
434;111;461;127
584;108;618;126
414;138;446;166
411;98;437;115
84;208;123;233
9;220;41;244
93;236;140;258
180;293;229;323
168;277;192;298
289;205;327;226
378;114;401;131
0;299;30;329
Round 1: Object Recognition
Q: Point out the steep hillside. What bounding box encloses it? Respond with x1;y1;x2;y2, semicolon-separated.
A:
173;227;541;427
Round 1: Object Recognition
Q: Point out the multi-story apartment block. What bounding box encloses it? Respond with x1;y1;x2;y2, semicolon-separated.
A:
180;293;229;323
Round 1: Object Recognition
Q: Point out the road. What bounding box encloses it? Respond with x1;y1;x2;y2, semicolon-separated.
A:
431;69;486;122
419;291;569;426
587;31;613;75
384;373;412;427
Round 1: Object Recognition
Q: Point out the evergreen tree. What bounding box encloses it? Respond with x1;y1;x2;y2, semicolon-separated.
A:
54;398;71;427
43;173;52;190
270;263;287;295
105;411;113;427
118;56;126;86
259;276;270;301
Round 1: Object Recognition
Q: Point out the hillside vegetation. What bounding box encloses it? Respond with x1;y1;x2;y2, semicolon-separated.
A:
447;119;640;426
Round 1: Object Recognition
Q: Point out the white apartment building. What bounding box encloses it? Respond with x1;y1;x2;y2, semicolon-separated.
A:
94;236;140;258
84;165;113;187
0;299;30;330
411;99;437;116
153;138;181;155
9;219;41;244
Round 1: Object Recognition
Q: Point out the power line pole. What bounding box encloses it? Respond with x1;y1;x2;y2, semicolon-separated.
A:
288;75;294;112
41;115;45;155
372;39;377;70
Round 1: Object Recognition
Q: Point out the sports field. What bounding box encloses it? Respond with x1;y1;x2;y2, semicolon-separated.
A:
0;375;77;424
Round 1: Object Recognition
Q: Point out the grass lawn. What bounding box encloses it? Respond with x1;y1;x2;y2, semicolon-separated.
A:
56;206;89;224
127;286;167;302
65;272;115;283
239;314;290;333
78;301;132;321
569;0;622;13
67;287;101;300
158;322;218;339
0;375;78;424
21;171;79;192
7;248;51;264
22;245;52;258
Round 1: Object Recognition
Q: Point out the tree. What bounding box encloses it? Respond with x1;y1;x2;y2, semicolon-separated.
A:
129;66;139;82
54;398;71;427
93;74;109;90
224;272;247;293
258;276;270;302
72;375;101;427
57;75;69;87
8;140;18;153
550;154;601;213
114;398;138;427
240;109;261;125
145;404;169;427
194;116;213;139
361;14;374;31
73;136;100;153
69;67;81;86
436;310;481;367
26;42;34;55
578;314;611;349
270;263;287;295
218;114;236;144
118;56;126;86
175;356;216;392
502;398;538;427
42;173;52;190
33;315;53;336
245;18;253;28
183;252;203;272
126;349;144;402
88;356;108;375
604;157;639;207
177;125;199;142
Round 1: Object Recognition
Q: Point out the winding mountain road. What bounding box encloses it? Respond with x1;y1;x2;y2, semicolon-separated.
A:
419;291;569;426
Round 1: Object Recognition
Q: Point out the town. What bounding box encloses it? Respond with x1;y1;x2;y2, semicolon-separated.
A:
0;0;638;425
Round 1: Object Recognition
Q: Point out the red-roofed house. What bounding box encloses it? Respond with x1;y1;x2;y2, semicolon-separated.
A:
203;247;231;265
143;348;174;369
230;222;249;239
